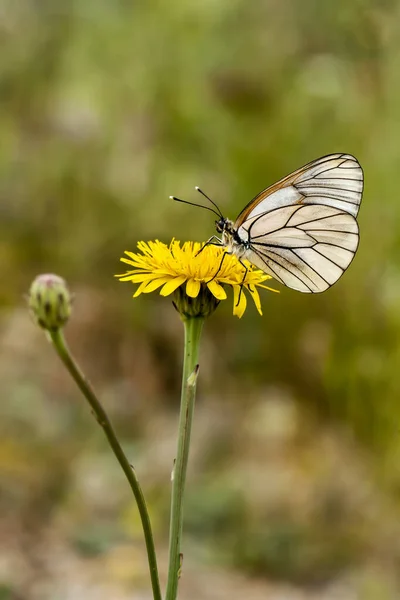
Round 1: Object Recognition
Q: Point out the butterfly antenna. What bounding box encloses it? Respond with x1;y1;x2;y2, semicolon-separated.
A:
170;196;221;218
195;187;224;217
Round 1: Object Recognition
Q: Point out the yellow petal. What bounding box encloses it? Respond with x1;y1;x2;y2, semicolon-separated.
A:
248;284;262;315
120;273;155;283
123;251;141;260
133;280;151;297
160;276;187;296
116;272;135;280
186;279;201;298
232;285;247;318
120;257;140;267
207;279;227;300
142;277;171;293
258;283;280;293
137;241;156;255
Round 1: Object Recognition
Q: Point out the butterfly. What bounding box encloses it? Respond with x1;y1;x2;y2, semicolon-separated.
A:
171;153;363;293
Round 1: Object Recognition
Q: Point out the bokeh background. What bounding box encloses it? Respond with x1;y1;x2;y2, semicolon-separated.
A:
1;1;400;598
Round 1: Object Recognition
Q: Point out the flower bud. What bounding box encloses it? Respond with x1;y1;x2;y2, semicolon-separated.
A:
28;274;71;331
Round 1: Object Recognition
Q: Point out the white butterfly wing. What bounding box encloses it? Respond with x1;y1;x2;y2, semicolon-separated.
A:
235;153;363;224
238;204;359;293
234;153;363;293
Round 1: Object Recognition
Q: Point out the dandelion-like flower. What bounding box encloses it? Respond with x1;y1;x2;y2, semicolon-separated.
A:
117;240;277;318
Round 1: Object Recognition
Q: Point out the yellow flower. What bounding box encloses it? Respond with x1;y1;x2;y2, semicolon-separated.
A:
117;240;277;318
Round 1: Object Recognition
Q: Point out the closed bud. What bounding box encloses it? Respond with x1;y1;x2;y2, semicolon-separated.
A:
28;274;71;331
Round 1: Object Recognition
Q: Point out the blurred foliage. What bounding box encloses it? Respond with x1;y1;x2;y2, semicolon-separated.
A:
2;0;400;598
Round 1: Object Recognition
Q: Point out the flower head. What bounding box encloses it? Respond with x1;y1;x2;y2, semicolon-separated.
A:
28;274;72;331
117;240;277;318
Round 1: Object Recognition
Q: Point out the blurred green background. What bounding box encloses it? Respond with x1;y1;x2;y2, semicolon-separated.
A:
1;0;400;598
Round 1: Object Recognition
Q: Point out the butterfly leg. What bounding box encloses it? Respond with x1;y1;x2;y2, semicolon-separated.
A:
195;236;223;257
236;259;249;306
206;250;232;283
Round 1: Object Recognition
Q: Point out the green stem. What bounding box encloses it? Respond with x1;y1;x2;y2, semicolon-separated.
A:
165;316;204;600
48;329;162;600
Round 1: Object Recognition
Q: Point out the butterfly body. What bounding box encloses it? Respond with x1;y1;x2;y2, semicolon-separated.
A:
215;217;249;258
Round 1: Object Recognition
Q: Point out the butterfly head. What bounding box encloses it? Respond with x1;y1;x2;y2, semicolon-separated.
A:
215;217;244;252
215;217;226;234
218;215;240;235
216;217;236;234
